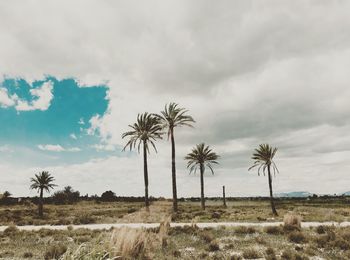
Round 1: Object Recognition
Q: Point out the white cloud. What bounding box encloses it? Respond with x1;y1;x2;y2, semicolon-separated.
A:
91;144;116;151
70;133;77;140
38;144;81;152
1;1;350;196
15;81;53;111
0;145;13;153
0;88;17;108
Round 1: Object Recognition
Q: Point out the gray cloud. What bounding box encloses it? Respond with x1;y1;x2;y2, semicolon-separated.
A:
1;0;350;196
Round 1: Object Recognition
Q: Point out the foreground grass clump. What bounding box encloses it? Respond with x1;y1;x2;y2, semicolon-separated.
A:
44;244;67;260
108;227;150;258
242;248;261;259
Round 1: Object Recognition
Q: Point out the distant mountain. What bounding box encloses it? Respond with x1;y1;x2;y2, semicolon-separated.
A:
275;191;313;198
341;191;350;196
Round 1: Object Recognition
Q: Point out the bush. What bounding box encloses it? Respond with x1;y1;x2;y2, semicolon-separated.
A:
44;244;67;260
264;225;283;235
52;186;80;204
208;240;220;251
199;230;214;243
288;231;307;244
101;190;116;202
265;247;276;260
284;214;302;232
242;248;261;259
4;225;19;235
23;252;33;258
331;238;350;250
73;214;95;224
235;226;257;234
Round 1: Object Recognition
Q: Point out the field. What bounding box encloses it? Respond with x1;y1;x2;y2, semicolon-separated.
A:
0;201;143;226
0;198;350;259
174;198;350;223
1;224;350;259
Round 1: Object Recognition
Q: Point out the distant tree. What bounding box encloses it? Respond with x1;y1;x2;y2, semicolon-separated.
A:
2;191;11;199
156;102;195;212
249;144;279;216
101;190;116;201
30;171;56;217
53;186;80;204
185;143;219;210
122;113;163;209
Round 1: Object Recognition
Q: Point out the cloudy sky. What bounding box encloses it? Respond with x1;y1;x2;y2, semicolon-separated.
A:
0;0;350;198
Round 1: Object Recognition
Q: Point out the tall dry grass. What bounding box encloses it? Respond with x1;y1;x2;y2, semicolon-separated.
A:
109;227;149;259
283;213;302;231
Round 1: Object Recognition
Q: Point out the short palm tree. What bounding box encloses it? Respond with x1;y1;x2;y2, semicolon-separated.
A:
122;113;163;209
30;171;56;217
156;103;195;212
249;144;279;216
185;143;219;210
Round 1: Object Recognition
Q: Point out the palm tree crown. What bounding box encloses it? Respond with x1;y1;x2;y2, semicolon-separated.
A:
185;143;219;174
122;112;163;153
156;102;195;137
30;171;56;193
248;144;279;176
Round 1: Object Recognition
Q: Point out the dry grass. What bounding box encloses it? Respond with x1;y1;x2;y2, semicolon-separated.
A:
283;213;302;228
109;227;150;259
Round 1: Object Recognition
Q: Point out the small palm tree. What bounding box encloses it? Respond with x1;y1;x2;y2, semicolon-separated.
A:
249;144;279;216
156;103;195;212
122;113;163;209
30;171;56;217
185;143;219;210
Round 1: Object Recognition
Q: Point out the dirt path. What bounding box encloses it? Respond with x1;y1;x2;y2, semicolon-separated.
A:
1;221;350;232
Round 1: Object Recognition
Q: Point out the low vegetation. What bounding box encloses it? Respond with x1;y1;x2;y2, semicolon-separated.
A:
0;200;143;226
2;223;350;259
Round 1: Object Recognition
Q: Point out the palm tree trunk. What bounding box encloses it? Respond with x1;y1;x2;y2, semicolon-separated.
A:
143;141;150;209
223;185;227;208
267;164;278;216
170;128;178;212
39;188;43;217
200;163;205;210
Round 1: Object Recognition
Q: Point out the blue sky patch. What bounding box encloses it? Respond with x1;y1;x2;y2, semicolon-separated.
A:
0;77;116;165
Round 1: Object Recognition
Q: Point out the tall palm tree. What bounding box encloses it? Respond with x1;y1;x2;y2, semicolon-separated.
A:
249;144;279;216
30;171;56;217
122;113;163;209
156;103;195;212
185;143;219;210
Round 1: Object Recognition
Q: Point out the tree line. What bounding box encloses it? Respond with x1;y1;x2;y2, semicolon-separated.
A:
1;102;281;218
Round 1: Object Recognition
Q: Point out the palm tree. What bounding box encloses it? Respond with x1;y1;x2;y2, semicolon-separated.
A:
156;103;195;212
185;143;219;210
122;113;163;209
249;144;279;216
30;171;56;217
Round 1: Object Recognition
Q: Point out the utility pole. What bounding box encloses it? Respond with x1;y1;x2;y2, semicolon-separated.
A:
223;185;227;208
